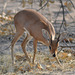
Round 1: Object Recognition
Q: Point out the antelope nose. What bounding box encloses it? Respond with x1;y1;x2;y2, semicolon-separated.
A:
53;53;56;57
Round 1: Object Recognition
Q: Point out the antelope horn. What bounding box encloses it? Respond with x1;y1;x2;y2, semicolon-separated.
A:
57;34;61;43
51;35;52;44
55;53;62;67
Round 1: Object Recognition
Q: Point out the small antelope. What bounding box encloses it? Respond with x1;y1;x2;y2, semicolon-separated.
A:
11;9;61;66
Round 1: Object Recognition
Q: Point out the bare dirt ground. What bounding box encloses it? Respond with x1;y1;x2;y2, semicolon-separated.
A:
0;0;75;75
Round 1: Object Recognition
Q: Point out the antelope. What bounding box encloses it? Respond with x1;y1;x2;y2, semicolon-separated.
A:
11;9;61;66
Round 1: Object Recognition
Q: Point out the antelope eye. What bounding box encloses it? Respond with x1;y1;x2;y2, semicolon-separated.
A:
49;46;51;50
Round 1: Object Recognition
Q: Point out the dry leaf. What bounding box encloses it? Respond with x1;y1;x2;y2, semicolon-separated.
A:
68;53;71;57
62;38;69;43
0;30;2;33
1;32;5;35
69;38;73;43
18;64;31;72
66;57;72;62
11;73;16;75
58;52;68;59
64;1;72;11
28;0;33;4
3;28;8;31
64;2;67;6
50;58;56;62
63;49;72;53
37;63;42;70
69;64;75;68
18;66;24;71
29;63;34;67
46;65;52;71
47;3;49;7
51;64;56;68
10;33;15;35
15;55;25;61
22;0;26;7
49;0;55;3
6;10;12;15
8;15;14;19
37;63;46;70
44;57;49;61
25;64;31;71
64;22;68;26
8;17;12;21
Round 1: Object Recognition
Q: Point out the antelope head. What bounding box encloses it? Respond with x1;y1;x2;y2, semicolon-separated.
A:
49;35;62;66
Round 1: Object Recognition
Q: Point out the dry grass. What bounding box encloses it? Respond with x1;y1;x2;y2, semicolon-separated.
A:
0;50;75;75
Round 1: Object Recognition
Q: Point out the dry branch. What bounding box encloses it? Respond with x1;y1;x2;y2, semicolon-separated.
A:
60;46;75;48
37;0;49;11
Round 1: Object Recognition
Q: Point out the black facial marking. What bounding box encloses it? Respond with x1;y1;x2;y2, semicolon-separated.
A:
53;53;56;57
49;46;51;50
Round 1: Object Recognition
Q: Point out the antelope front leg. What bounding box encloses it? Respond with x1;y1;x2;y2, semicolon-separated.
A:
32;39;37;64
21;34;31;62
11;31;24;65
55;52;62;67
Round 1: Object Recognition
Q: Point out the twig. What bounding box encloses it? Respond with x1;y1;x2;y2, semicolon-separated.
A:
2;0;9;16
0;21;14;53
68;0;75;9
54;7;61;24
39;0;43;7
65;8;75;22
58;45;75;54
54;0;75;25
60;46;75;48
1;20;14;27
0;45;11;53
57;2;65;39
54;0;66;31
37;0;49;11
60;0;66;23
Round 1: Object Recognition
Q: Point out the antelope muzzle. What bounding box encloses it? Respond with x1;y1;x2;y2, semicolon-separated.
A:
53;53;56;57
